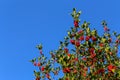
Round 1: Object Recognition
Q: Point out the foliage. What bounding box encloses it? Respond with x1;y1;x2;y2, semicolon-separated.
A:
30;8;120;80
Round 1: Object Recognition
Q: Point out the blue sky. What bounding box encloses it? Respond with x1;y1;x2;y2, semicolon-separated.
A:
0;0;120;80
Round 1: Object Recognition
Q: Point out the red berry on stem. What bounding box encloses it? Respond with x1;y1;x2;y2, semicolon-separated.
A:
63;68;67;73
74;20;79;27
74;58;78;61
37;62;41;67
85;36;90;41
66;77;69;80
75;41;80;47
67;53;71;57
79;36;84;41
89;48;95;53
64;48;69;53
78;30;83;34
70;39;75;44
107;64;116;73
97;68;104;74
41;66;45;71
83;73;87;77
33;62;37;66
66;67;71;73
36;77;40;80
84;67;88;71
90;53;96;58
116;39;119;43
99;43;104;47
108;38;112;43
104;26;108;31
91;36;97;41
63;67;70;73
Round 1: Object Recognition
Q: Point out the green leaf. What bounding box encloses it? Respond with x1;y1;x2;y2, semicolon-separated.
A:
117;34;120;40
86;27;90;33
38;57;41;61
91;30;97;36
101;37;107;43
101;20;107;26
29;59;35;63
36;44;42;50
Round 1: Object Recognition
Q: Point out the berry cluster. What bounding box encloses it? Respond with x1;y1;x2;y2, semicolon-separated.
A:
30;8;120;80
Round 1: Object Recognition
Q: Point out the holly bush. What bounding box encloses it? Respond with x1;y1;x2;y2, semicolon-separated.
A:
30;8;120;80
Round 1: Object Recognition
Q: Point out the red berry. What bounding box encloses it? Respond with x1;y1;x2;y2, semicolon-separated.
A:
79;36;84;41
97;68;104;74
90;53;96;58
40;50;42;54
63;68;67;73
85;36;90;41
98;49;102;53
83;73;87;77
37;62;41;67
36;77;40;80
107;64;116;73
66;67;71;73
46;73;50;79
41;66;45;71
91;36;97;41
70;39;75;44
66;77;69;80
84;67;88;71
108;38;112;43
116;39;119;43
74;58;78;61
73;69;77;73
67;53;71;57
75;41;80;47
82;57;87;61
74;20;79;27
64;48;69;53
99;43;104;47
78;30;83;34
89;48;95;53
33;62;37;66
63;67;70;73
109;52;112;55
104;26;108;31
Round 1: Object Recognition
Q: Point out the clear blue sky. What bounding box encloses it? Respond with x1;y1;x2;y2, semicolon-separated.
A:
0;0;120;80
